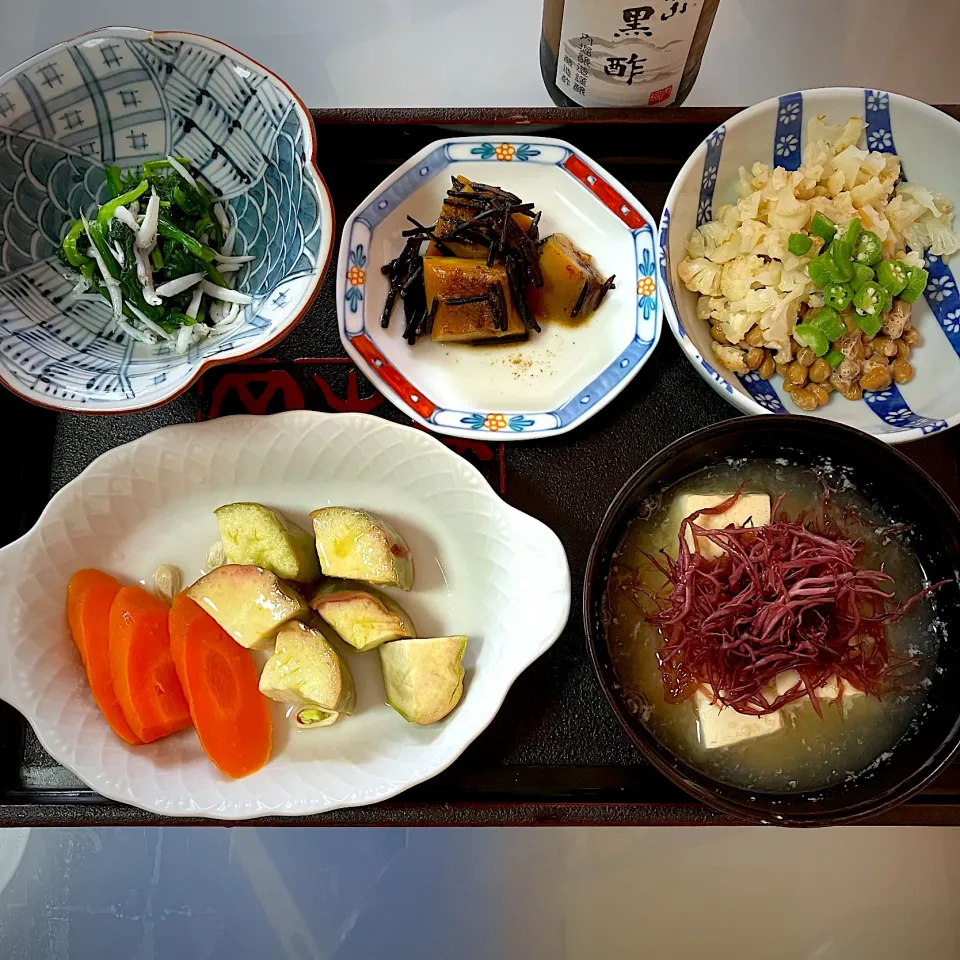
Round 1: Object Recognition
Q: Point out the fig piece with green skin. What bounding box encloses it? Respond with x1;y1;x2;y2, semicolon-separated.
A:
309;580;416;651
215;502;320;583
379;636;467;725
310;507;414;590
185;564;307;649
259;620;356;727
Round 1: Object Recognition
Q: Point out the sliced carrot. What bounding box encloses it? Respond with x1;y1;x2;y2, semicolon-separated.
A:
109;585;191;743
66;570;141;746
169;595;272;778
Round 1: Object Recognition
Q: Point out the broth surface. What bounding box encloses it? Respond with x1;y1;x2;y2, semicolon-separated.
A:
606;458;937;792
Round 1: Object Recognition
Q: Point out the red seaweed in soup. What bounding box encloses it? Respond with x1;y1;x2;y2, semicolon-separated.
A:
604;458;940;793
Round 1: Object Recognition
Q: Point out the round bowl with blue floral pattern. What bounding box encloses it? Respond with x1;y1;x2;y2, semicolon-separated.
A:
661;88;960;444
0;26;333;413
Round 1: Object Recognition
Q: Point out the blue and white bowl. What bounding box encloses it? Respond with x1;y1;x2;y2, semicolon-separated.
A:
337;136;660;441
0;26;333;413
661;88;960;443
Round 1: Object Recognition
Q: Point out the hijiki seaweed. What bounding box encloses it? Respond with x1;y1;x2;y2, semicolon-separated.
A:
380;178;549;344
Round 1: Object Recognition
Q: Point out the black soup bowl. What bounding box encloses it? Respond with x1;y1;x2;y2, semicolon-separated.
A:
584;416;960;826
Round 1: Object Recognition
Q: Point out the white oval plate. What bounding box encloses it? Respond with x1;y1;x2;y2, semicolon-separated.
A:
337;136;661;440
0;412;570;819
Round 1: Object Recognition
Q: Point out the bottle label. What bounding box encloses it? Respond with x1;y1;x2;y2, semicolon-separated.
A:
555;1;702;107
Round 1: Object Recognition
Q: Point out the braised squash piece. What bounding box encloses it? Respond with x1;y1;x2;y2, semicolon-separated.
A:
423;257;528;344
528;233;614;325
426;176;535;258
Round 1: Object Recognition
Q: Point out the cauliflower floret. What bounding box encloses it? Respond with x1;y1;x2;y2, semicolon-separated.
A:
858;203;893;248
714;204;740;228
835;117;866;152
884;194;922;239
678;257;723;295
737;190;762;222
858;152;887;180
773;340;795;364
754;229;787;261
700;221;741;263
742;287;781;313
896;183;940;217
830;145;868;191
810;192;857;227
749;162;773;192
808;115;864;154
696;296;727;322
767;187;811;233
719;254;763;300
803;139;834;169
778;265;813;298
711;342;749;374
719;310;758;345
825;169;846;197
760;295;801;354
753;260;783;287
880;154;901;190
850;176;889;210
795;173;821;200
737;218;768;255
685;228;706;259
909;217;960;258
760;166;791;200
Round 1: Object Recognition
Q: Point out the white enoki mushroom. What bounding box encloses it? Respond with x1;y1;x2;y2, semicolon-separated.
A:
166;155;198;191
216;302;242;328
212;252;254;264
116;316;156;344
155;272;205;298
112;205;139;232
136;191;160;250
134;246;162;306
213;201;230;236
221;215;237;258
126;302;172;340
175;324;209;354
200;280;252;304
185;286;203;320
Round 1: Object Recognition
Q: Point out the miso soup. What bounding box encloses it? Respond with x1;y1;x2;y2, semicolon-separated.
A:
605;458;939;793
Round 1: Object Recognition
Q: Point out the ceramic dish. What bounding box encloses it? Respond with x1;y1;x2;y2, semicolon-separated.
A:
0;26;333;414
660;88;960;443
0;411;570;819
337;135;660;440
585;416;960;826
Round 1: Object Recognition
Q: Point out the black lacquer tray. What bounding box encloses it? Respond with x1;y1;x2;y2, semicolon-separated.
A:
3;108;960;826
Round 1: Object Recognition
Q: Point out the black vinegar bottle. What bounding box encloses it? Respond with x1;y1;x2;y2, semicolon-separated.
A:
540;0;720;108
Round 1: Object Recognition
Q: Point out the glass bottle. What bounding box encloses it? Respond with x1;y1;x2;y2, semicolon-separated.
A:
540;0;720;107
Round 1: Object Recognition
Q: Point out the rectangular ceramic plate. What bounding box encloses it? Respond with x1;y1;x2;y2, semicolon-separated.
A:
2;109;960;826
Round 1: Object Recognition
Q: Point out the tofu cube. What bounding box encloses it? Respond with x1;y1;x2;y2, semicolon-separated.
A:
678;493;771;559
774;670;865;707
694;686;783;749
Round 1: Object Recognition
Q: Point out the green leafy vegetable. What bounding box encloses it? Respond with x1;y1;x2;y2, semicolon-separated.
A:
55;156;245;344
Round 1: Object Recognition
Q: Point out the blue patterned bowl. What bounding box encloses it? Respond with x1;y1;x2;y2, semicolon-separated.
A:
0;26;332;413
661;88;960;443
